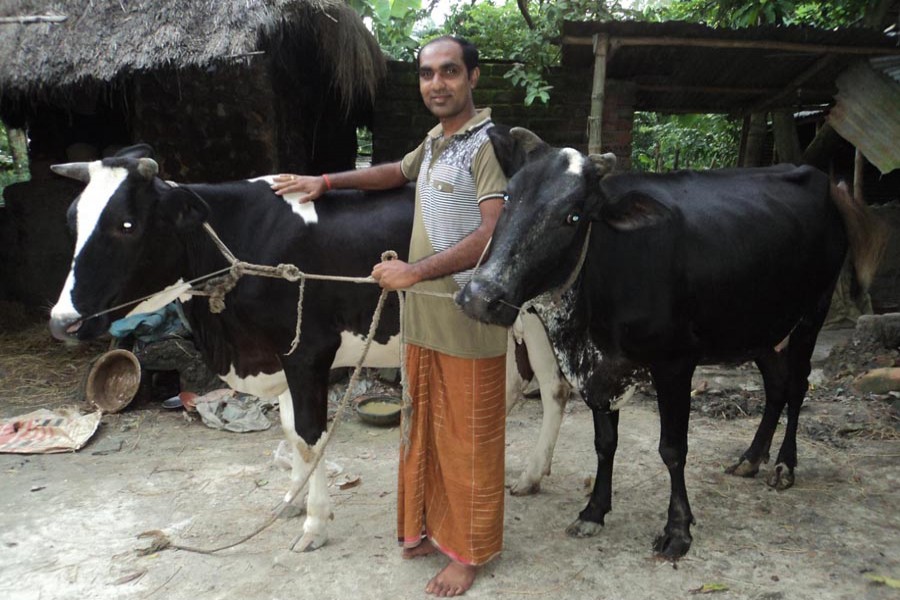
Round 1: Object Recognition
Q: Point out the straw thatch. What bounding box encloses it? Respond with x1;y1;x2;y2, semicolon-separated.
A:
0;0;385;108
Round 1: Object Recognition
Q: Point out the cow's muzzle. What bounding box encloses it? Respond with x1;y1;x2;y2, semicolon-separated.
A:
457;279;520;327
49;314;108;342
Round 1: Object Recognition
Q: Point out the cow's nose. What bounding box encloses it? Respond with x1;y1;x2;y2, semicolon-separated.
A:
48;315;83;342
458;279;503;321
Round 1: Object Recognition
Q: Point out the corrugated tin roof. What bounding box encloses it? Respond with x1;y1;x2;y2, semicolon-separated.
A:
871;55;900;84
828;61;900;174
561;20;900;114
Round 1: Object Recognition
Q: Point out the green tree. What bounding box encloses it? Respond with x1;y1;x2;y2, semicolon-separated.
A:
632;112;741;172
436;1;640;105
0;120;29;206
348;0;427;61
646;0;875;28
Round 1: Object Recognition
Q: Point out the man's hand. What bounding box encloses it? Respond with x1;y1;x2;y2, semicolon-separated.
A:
271;174;327;203
372;259;420;290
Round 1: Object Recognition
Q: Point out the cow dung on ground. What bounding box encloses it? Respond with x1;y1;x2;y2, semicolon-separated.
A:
0;314;898;600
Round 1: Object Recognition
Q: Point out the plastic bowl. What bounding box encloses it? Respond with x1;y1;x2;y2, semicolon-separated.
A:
355;394;402;427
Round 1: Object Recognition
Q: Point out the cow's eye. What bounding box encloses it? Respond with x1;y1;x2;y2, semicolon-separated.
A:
121;221;134;233
566;213;581;225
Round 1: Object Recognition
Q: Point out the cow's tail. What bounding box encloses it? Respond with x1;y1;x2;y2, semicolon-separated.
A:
830;181;889;297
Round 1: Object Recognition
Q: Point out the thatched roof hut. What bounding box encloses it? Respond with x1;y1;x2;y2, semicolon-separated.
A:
0;0;388;309
0;0;384;113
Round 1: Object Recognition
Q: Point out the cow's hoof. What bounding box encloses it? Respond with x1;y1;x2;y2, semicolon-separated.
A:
767;463;795;490
652;531;692;559
290;531;327;552
509;476;541;496
725;458;760;478
565;518;603;538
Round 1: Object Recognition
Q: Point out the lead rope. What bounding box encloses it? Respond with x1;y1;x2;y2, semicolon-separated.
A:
136;220;497;554
141;253;394;556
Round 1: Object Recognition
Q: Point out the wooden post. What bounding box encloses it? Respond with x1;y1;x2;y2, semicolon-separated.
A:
588;34;609;156
773;111;802;164
741;112;768;167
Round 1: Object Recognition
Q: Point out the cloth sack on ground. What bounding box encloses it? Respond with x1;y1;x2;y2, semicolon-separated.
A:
0;408;102;454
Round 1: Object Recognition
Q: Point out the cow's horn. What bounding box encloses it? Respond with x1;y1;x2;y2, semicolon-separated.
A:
50;162;91;182
509;127;545;154
589;152;617;176
137;157;159;180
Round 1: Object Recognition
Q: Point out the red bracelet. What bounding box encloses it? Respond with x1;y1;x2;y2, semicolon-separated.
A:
322;173;333;190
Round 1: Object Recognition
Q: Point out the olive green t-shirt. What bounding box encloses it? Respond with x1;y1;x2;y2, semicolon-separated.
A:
399;109;508;358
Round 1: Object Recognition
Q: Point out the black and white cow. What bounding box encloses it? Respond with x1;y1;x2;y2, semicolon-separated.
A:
48;144;571;550
459;128;886;558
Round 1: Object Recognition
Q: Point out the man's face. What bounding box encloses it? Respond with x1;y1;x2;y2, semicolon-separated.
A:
417;40;479;120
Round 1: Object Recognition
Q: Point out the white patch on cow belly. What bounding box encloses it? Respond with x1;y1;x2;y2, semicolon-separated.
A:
249;175;319;224
220;366;288;397
331;332;400;369
562;148;585;175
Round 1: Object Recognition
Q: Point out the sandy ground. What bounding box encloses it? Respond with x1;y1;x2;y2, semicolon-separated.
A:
1;329;899;600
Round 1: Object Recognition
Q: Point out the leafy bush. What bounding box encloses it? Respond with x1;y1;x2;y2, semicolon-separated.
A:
0;121;30;206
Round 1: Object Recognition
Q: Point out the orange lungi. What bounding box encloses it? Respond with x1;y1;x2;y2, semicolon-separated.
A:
397;343;506;566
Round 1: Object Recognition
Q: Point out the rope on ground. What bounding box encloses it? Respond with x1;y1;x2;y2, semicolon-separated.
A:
134;222;460;555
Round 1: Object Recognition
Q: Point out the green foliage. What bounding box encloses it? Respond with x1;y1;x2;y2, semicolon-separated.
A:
0;121;30;207
436;1;638;105
646;0;872;27
348;0;426;61
632;112;740;172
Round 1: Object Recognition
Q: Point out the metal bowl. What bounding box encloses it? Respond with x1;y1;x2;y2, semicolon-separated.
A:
355;394;402;427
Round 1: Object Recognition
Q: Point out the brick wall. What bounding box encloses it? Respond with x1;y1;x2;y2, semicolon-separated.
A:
133;62;279;182
373;61;635;171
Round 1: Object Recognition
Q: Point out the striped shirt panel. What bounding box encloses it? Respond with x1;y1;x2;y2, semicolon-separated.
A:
417;123;494;288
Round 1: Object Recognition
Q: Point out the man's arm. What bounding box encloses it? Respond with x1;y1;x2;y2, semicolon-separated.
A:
271;162;408;202
371;197;504;290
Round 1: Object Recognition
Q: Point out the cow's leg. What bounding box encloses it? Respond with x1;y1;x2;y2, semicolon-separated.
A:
278;360;333;552
505;326;528;416
511;312;571;496
566;398;618;537
651;361;695;558
769;305;828;491
726;348;787;478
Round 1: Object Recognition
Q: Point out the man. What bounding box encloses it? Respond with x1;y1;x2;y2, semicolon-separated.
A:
271;36;508;597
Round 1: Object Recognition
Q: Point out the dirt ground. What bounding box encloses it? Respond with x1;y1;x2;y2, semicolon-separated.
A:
1;322;898;600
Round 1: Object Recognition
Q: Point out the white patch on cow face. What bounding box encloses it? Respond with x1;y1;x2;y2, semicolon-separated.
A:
51;163;129;321
220;365;288;398
332;332;400;369
562;148;585;176
250;176;319;224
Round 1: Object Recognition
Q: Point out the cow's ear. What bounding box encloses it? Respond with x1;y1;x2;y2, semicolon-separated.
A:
114;144;155;160
158;187;209;231
598;191;671;232
488;125;526;178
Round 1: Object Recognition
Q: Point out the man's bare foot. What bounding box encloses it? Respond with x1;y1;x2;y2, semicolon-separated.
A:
425;561;476;597
402;538;437;560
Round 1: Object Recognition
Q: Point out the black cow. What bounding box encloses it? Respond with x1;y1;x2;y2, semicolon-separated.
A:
48;144;574;551
459;128;886;558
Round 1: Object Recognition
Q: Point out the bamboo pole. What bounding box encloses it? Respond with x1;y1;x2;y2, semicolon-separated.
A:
588;33;609;156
